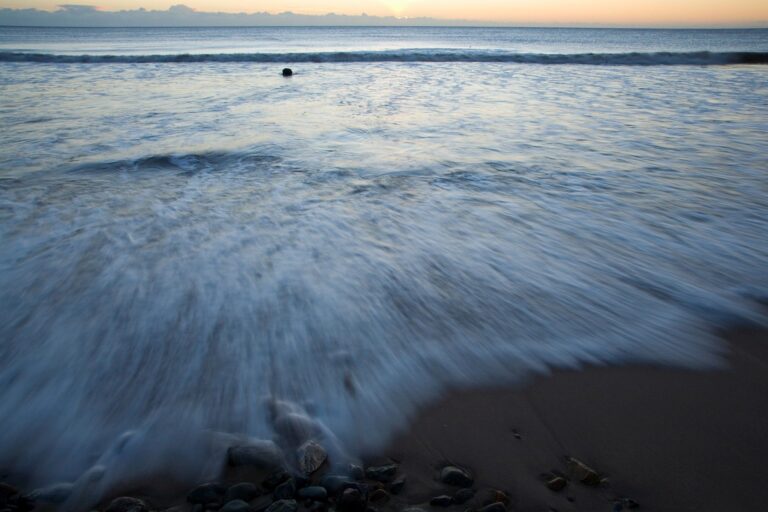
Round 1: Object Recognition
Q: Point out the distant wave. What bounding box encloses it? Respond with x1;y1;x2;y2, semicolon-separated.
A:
1;50;767;65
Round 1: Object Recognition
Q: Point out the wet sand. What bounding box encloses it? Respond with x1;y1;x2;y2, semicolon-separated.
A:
376;326;768;511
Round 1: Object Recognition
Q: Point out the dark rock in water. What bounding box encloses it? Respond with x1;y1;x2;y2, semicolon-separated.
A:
249;495;275;512
389;477;406;495
282;68;293;77
221;500;253;512
566;457;601;486
225;483;262;503
298;486;328;501
265;499;298;512
545;476;567;492
479;503;506;512
187;483;225;505
273;479;296;500
365;464;398;483
297;441;327;475
368;489;390;503
453;488;475;504
337;488;366;512
274;414;317;445
228;441;285;471
28;483;73;504
263;471;291;491
347;464;365;481
440;466;473;487
105;497;149;512
430;495;454;507
319;475;351;495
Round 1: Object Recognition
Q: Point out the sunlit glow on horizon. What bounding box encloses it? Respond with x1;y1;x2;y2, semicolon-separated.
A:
0;0;767;26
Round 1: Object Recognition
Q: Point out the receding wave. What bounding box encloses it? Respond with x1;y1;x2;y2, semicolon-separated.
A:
1;50;767;65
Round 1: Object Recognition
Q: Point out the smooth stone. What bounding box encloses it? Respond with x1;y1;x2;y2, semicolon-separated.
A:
453;488;475;504
297;486;327;501
105;497;149;512
337;488;366;512
440;466;473;487
273;479;296;500
297;441;327;475
221;500;252;512
225;483;262;503
28;483;73;504
365;464;398;483
479;503;506;512
430;495;453;507
368;489;390;503
265;499;298;512
282;68;293;77
566;457;601;486
545;476;567;491
389;477;406;495
228;441;285;470
187;483;225;505
319;475;351;495
347;464;365;481
263;471;291;491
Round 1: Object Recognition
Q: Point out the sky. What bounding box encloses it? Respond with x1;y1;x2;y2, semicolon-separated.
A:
1;1;767;26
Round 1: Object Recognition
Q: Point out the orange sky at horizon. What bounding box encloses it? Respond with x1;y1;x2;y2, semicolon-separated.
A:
2;0;767;26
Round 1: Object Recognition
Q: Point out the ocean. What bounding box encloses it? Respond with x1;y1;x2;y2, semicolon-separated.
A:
1;26;767;493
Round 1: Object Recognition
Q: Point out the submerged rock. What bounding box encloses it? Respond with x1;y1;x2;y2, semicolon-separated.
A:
282;68;293;77
319;475;351;495
298;486;328;501
105;497;149;512
297;441;327;475
28;482;73;504
265;499;298;512
225;483;262;503
187;483;225;505
228;441;285;470
430;495;453;507
365;464;398;483
453;488;475;504
440;466;473;487
273;479;296;500
221;499;252;512
263;470;291;491
567;457;601;486
347;464;365;481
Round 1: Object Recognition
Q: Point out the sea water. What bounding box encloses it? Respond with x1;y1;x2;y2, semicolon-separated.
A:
1;26;767;494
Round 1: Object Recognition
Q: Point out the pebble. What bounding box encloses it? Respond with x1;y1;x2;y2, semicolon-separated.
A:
298;486;328;501
453;488;475;504
545;476;567;492
365;464;398;483
104;497;149;512
440;466;474;487
187;483;225;505
225;483;262;503
319;475;352;495
265;499;298;512
430;495;454;507
228;441;285;471
566;458;601;486
220;500;252;512
263;471;291;491
297;441;328;475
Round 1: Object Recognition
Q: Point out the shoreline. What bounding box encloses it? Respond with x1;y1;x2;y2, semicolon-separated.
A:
3;326;767;512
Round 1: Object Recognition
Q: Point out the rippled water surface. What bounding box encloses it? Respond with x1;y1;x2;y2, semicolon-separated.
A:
1;27;767;497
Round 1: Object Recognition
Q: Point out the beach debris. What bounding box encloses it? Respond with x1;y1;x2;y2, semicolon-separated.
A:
369;489;390;503
220;499;252;512
187;483;225;506
365;463;398;482
566;457;601;486
298;486;328;501
479;503;506;512
225;483;262;503
273;478;297;500
266;499;298;512
430;495;454;507
228;440;285;470
453;488;475;504
298;440;328;475
337;487;367;512
389;476;406;495
282;68;294;77
545;476;567;492
440;465;474;487
105;497;149;512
